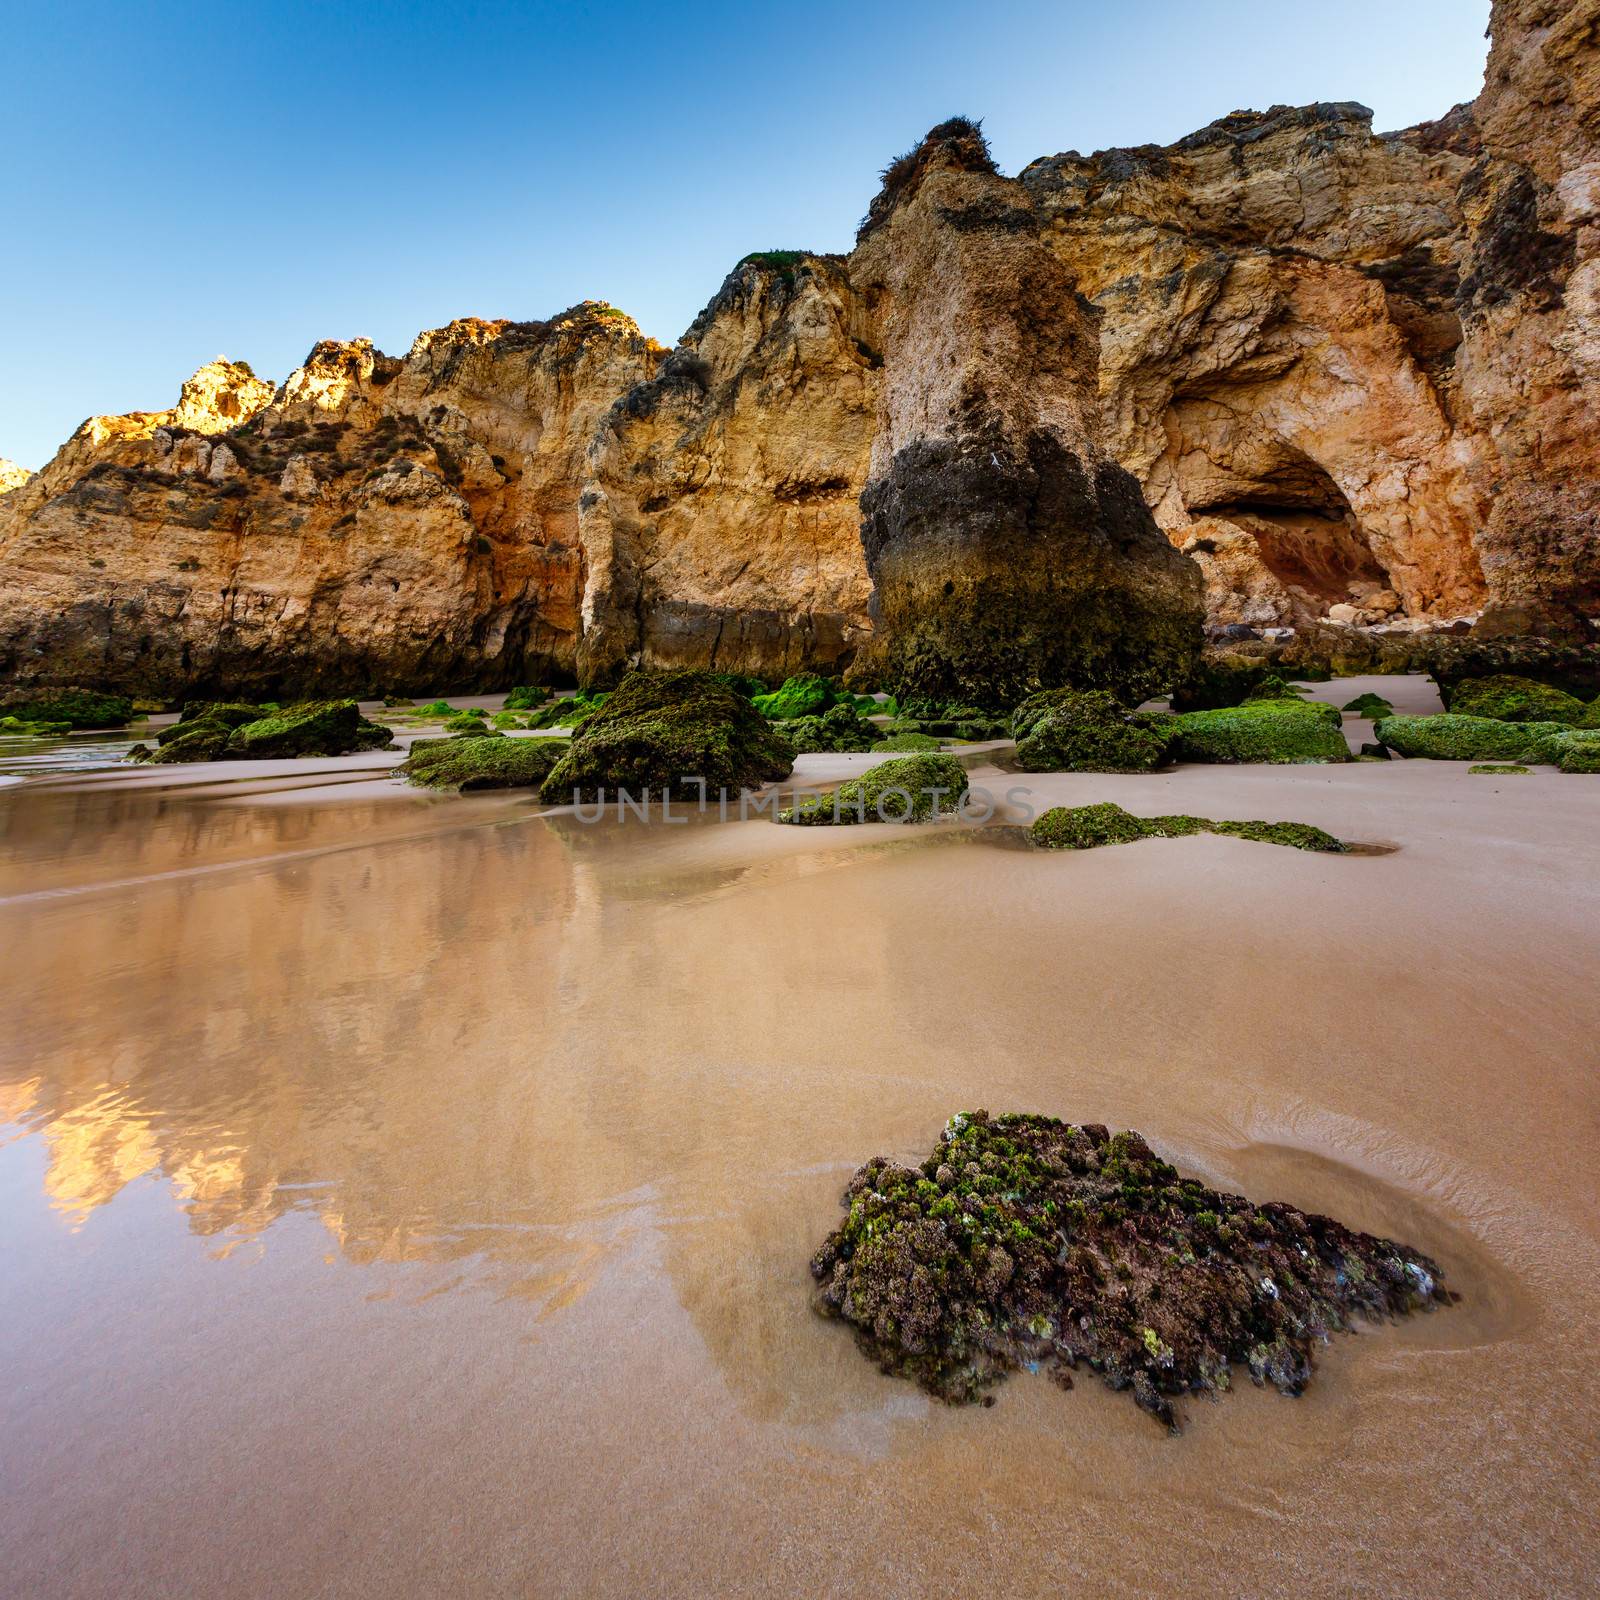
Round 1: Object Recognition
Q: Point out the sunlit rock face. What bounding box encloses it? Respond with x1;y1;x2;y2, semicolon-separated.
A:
849;119;1204;705
0;458;32;495
577;255;878;685
1;0;1595;698
0;308;662;698
1455;0;1600;637
1022;102;1488;633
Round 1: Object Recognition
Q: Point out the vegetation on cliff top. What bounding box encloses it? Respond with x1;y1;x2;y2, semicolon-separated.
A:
810;1111;1452;1426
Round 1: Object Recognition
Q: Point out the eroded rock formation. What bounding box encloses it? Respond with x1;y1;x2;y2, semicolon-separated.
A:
1;0;1593;698
576;255;878;684
849;121;1204;705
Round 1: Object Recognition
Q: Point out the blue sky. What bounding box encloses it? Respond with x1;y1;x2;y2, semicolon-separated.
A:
4;0;1491;469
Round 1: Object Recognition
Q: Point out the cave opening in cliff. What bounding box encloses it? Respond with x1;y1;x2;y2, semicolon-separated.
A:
1177;431;1393;611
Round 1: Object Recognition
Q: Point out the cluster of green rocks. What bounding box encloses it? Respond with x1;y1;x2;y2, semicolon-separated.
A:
129;699;394;763
0;688;135;737
810;1111;1453;1427
1368;674;1600;772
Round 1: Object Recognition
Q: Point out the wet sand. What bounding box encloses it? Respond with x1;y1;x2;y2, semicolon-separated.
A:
2;680;1598;1597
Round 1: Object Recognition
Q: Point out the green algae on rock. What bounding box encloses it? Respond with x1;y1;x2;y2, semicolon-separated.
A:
1030;802;1344;853
751;674;846;721
142;699;394;763
539;668;793;803
503;685;552;711
1468;763;1531;774
780;703;879;754
1242;673;1310;702
400;735;565;791
1373;714;1569;763
1166;698;1349;764
226;701;395;759
810;1112;1453;1427
782;752;969;825
1445;674;1587;725
1555;736;1600;773
0;687;134;729
870;731;942;753
1012;689;1173;773
0;714;72;737
1342;692;1395;719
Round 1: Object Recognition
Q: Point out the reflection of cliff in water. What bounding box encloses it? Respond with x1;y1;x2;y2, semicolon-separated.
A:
0;787;916;1408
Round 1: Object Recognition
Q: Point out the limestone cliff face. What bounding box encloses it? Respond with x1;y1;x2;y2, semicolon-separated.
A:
0;459;32;495
1022;103;1488;633
0;310;661;696
1;0;1594;698
1457;0;1600;636
576;255;878;683
850;121;1204;704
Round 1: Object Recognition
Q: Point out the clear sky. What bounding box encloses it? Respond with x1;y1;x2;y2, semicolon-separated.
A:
4;0;1492;470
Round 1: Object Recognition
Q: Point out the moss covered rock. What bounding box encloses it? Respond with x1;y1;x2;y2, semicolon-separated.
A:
1013;690;1173;773
784;753;969;825
1469;764;1531;775
539;668;793;802
401;736;565;791
1374;714;1568;763
781;703;879;754
1166;698;1348;764
811;1112;1452;1424
1031;801;1344;853
444;711;489;732
1558;744;1600;773
1446;674;1587;724
1242;673;1310;702
0;688;134;729
503;685;551;711
751;674;845;721
871;731;942;753
1342;692;1395;719
226;700;395;758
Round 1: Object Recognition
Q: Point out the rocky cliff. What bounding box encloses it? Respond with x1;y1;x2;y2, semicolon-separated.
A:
850;119;1202;704
1;0;1592;699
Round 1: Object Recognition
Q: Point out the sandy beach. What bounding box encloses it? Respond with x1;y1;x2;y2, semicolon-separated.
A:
1;675;1597;1597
